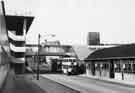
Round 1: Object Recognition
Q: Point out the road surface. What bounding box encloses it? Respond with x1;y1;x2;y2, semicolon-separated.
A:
42;74;135;93
1;71;79;93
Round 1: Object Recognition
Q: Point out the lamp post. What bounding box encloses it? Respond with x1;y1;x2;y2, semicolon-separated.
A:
37;34;40;80
36;33;55;80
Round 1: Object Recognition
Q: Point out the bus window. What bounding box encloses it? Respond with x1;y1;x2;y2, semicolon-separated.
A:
63;65;68;69
69;59;72;62
73;59;76;62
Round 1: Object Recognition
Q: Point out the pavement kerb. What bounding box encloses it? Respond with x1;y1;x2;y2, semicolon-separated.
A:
79;75;135;88
40;75;81;93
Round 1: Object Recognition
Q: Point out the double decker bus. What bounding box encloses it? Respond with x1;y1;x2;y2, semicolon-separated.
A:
61;57;79;75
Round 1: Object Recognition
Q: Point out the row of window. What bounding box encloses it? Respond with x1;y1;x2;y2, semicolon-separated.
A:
95;64;109;70
115;63;135;73
87;62;135;73
62;59;76;62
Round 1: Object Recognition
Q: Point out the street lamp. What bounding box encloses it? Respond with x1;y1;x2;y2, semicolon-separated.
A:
36;33;55;80
37;34;40;80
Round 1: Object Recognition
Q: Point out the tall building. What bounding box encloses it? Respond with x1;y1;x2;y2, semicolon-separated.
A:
6;13;34;73
87;32;100;45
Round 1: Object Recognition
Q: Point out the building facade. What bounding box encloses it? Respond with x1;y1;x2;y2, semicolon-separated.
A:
6;15;34;73
85;44;135;81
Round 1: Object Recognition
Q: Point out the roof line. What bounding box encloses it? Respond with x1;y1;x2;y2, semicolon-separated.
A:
85;56;135;61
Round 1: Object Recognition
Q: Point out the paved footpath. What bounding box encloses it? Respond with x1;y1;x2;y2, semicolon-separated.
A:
1;71;45;93
1;71;79;93
42;74;135;93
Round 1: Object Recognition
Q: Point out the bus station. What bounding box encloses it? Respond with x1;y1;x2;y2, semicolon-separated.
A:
85;44;135;81
1;0;135;93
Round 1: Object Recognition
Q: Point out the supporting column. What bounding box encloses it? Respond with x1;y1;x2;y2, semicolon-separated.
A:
109;59;114;78
120;60;124;80
91;61;95;76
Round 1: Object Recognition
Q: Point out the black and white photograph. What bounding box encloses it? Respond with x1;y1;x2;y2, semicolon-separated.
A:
0;0;135;93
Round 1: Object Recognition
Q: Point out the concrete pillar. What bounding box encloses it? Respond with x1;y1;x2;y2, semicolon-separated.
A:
120;60;124;80
109;59;114;78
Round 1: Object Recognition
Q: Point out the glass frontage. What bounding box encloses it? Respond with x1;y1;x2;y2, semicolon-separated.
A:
114;59;135;74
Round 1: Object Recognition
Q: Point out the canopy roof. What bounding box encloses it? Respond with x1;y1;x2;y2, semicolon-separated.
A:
86;44;135;60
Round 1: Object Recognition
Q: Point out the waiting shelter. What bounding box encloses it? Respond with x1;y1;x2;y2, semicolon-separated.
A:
85;44;135;81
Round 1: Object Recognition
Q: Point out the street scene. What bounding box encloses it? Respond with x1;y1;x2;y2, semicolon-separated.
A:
1;0;135;93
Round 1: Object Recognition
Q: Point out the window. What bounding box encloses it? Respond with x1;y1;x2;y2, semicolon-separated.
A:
122;59;134;73
114;63;121;72
103;64;109;70
69;59;72;62
124;63;132;73
73;59;76;62
95;63;100;70
133;64;135;73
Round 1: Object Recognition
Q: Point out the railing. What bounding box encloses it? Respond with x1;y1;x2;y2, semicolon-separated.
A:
16;58;25;61
8;31;25;41
10;50;25;58
10;43;25;52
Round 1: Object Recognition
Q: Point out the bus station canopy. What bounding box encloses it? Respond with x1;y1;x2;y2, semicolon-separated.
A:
85;44;135;61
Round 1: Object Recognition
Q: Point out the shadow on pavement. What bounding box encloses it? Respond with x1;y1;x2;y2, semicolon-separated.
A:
1;70;46;93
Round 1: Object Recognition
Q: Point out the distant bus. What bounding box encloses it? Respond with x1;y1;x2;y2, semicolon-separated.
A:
61;57;79;75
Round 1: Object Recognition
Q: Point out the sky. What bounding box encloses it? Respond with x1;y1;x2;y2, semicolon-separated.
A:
4;0;135;45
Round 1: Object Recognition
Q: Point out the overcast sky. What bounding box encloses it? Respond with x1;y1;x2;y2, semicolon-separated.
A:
4;0;135;45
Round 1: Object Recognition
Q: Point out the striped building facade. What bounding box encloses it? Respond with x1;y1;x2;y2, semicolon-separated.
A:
6;15;34;73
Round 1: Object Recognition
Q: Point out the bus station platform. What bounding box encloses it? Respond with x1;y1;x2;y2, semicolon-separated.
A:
80;74;135;88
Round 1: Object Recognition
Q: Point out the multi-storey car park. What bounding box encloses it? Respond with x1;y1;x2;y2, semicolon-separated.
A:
0;1;34;89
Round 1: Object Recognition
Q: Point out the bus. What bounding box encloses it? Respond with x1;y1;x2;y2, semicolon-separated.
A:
61;57;79;75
